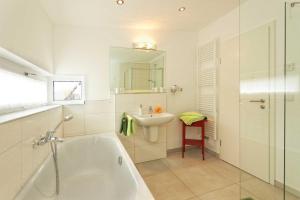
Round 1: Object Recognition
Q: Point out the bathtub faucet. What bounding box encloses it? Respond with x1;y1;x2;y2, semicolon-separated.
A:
34;115;73;147
34;114;73;196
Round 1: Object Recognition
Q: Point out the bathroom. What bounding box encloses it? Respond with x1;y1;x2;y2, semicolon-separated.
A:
0;0;299;199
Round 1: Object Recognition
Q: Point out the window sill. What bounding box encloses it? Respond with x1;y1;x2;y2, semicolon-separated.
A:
0;105;62;124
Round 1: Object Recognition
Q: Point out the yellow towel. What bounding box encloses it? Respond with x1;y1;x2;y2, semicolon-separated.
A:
179;112;206;125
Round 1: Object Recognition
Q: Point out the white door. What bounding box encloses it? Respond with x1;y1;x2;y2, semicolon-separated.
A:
239;23;274;183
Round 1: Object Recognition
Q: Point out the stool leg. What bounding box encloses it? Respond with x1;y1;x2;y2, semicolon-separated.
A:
182;123;186;158
201;125;205;160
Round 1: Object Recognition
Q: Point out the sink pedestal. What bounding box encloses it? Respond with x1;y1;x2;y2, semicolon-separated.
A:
134;112;175;143
143;126;159;142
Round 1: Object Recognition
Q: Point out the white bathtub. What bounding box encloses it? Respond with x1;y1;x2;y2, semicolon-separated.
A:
15;133;154;200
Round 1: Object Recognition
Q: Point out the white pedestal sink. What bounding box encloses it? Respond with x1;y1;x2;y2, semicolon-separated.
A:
133;113;175;142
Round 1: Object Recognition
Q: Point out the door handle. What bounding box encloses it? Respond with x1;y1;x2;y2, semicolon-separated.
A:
249;99;265;103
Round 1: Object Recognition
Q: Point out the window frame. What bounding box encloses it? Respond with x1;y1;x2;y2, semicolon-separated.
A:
49;75;86;105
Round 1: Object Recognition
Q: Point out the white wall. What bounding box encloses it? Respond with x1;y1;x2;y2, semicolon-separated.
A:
198;0;286;185
54;26;198;150
0;0;54;72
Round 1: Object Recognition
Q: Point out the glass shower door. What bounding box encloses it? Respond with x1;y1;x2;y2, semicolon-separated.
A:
285;2;300;200
239;1;283;199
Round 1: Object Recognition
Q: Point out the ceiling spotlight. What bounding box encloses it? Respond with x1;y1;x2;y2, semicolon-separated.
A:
116;0;124;5
178;7;186;12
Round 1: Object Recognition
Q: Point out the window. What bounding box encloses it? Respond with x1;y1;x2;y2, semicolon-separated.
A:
51;76;85;105
0;68;47;114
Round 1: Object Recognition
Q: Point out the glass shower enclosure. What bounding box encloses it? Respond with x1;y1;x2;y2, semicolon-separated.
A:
239;0;300;200
285;2;300;199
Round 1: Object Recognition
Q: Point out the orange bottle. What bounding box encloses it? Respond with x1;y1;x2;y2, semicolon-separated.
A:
154;105;162;113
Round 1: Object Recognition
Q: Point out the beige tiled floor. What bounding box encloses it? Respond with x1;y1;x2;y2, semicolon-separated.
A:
136;149;300;200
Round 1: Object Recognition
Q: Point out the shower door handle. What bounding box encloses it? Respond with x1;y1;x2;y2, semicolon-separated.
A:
249;99;265;103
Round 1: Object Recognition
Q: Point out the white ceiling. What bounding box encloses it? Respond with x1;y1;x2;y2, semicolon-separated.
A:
39;0;238;31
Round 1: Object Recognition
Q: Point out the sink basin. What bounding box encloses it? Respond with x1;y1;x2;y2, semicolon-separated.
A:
134;113;175;127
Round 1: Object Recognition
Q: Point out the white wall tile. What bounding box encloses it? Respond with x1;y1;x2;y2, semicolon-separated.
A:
63;105;85;136
32;142;50;172
21;138;34;184
85;100;115;114
47;107;63;132
85;113;114;134
135;142;167;163
0;144;22;200
0;120;22;154
63;100;115;137
21;112;49;141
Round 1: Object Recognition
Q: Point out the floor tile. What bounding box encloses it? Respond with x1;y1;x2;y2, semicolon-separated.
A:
187;197;201;200
198;184;240;200
144;171;195;200
162;149;216;170
203;159;241;183
137;149;300;200
241;177;284;200
171;163;235;196
136;159;169;177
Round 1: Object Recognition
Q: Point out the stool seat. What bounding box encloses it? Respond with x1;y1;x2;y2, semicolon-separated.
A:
181;119;207;160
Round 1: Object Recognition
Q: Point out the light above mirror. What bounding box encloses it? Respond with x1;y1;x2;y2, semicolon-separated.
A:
178;7;186;12
116;0;124;5
133;42;157;51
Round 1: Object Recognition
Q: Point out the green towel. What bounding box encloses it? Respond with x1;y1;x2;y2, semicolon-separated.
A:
119;113;128;136
126;115;135;136
119;113;135;136
179;112;206;125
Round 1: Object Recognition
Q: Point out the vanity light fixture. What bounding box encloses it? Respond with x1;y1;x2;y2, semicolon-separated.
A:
116;0;124;5
178;7;186;12
133;42;157;50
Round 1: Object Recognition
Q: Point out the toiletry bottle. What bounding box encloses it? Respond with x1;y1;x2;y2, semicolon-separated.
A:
139;104;143;115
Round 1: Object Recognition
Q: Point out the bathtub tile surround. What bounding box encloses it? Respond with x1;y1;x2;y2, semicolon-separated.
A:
115;93;167;163
63;99;115;137
0;107;63;200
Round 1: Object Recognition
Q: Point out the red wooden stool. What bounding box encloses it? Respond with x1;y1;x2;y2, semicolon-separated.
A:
181;119;207;160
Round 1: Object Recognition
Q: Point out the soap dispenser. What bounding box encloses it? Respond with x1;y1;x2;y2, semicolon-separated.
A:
138;104;143;115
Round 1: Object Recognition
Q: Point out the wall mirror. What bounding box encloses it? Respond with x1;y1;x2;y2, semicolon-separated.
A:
110;47;166;93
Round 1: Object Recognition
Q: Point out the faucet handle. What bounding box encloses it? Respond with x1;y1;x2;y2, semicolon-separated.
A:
50;136;64;143
45;130;55;140
32;134;47;148
32;139;39;149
